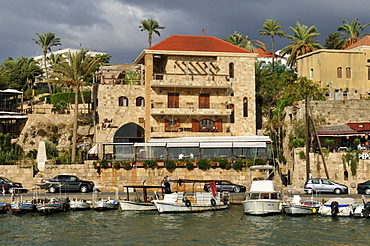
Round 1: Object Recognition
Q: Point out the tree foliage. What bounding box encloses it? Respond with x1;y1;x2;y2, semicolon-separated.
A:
225;31;268;52
139;18;165;47
337;18;370;49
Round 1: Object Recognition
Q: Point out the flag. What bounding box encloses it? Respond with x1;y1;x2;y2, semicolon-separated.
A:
2;184;5;196
210;181;217;197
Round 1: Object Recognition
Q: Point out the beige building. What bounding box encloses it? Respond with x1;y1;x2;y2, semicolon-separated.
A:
296;35;370;100
94;35;258;147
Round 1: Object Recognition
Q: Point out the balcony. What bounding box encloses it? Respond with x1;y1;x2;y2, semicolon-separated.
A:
151;102;232;116
151;73;231;88
150;124;233;138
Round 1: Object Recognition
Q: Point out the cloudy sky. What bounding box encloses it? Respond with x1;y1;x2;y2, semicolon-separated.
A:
1;0;370;63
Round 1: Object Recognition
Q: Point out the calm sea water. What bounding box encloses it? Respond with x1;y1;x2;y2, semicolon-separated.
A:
1;205;369;246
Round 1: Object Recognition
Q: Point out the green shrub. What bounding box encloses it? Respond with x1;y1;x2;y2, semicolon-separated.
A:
186;160;195;170
247;158;266;167
299;151;306;160
165;160;176;171
122;161;132;170
198;159;210;171
233;159;244;171
113;161;121;169
25;149;38;159
218;159;231;169
143;160;158;169
100;159;109;168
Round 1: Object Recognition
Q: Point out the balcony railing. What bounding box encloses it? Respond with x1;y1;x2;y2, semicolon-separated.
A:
151;102;232;116
151;73;231;88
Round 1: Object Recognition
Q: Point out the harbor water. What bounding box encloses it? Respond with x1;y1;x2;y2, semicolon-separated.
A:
1;205;369;246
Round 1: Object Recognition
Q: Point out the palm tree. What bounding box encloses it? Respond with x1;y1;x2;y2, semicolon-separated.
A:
337;18;370;48
33;32;61;94
280;22;322;68
324;33;345;49
139;18;165;47
224;31;268;52
259;19;286;72
49;50;101;163
19;57;43;91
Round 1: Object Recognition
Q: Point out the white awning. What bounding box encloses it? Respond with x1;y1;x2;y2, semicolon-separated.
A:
200;142;233;148
233;142;266;148
134;142;166;147
167;142;199;147
88;145;98;154
0;115;28;119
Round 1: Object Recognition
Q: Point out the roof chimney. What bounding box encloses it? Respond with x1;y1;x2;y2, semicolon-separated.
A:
202;28;205;36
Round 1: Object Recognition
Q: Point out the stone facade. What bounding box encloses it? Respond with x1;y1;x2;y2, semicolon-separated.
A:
94;35;257;145
296;48;370;100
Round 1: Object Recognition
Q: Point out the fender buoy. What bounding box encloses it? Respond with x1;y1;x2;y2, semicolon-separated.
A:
185;200;191;207
211;198;216;206
223;198;228;205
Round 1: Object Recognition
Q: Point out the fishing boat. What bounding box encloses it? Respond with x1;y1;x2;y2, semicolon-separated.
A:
152;179;229;213
69;198;92;210
92;186;119;211
320;197;358;217
242;165;282;215
36;197;70;214
10;188;36;213
353;195;370;218
282;194;320;216
119;184;164;211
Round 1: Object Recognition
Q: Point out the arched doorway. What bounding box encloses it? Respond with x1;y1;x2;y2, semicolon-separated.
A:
114;122;145;143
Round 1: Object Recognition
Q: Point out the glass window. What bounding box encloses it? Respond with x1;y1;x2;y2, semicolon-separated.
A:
136;97;145;106
168;119;176;126
119;96;128;106
312;179;320;184
337;67;342;78
346;67;351;78
243;97;248;117
310;69;314;79
229;63;234;78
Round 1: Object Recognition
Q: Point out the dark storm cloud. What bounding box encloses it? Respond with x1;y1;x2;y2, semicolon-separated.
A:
1;0;370;63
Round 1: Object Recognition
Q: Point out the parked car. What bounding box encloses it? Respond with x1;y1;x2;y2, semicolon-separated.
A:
357;180;370;194
0;177;24;194
304;178;348;194
203;180;246;193
38;175;94;193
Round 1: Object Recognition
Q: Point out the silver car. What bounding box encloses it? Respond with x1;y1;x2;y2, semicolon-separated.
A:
304;178;348;194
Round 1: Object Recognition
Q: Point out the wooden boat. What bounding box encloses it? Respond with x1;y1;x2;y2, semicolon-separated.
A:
10;188;36;213
69;198;92;210
320;197;358;217
36;197;70;214
0;202;7;213
92;186;119;211
152;179;229;213
120;184;164;211
242;165;282;215
282;194;320;216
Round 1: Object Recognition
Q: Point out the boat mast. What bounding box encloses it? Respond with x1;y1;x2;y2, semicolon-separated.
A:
305;96;310;181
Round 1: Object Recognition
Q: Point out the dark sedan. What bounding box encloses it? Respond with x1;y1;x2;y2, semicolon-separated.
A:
0;177;24;194
357;180;370;195
203;180;246;193
38;175;94;193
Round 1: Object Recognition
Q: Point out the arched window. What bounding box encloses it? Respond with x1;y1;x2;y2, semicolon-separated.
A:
310;69;314;79
229;63;234;78
337;67;342;78
199;119;215;132
243;97;248;117
118;96;128;106
346;67;351;78
136;97;145;106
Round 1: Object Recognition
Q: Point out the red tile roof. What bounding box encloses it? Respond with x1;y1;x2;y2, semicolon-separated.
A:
255;48;284;58
344;35;370;50
147;35;252;54
347;122;370;131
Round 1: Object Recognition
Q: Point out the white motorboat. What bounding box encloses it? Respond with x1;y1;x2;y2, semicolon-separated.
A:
10;188;36;213
242;165;282;215
70;199;92;210
320;197;358;217
152;179;229;213
92;186;119;211
353;195;370;218
282;194;320;216
119;184;164;211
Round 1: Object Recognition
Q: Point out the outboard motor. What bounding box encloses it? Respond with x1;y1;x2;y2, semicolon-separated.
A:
331;201;339;216
362;202;370;218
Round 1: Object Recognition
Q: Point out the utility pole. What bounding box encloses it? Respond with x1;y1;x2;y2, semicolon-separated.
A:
305;95;310;181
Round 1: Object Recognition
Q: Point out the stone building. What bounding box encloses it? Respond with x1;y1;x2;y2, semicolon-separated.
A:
94;35;258;146
296;35;370;100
